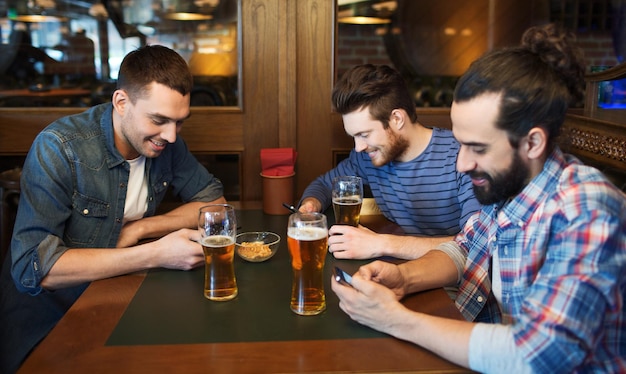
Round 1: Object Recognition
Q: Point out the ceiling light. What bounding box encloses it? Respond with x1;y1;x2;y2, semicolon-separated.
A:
338;0;396;25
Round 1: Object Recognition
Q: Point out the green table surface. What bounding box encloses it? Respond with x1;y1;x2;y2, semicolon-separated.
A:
107;210;384;346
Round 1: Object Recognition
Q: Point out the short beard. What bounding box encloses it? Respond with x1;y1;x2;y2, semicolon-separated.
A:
469;152;529;205
372;128;409;166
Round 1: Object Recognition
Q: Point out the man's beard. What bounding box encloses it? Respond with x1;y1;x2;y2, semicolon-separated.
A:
469;152;529;205
370;129;409;167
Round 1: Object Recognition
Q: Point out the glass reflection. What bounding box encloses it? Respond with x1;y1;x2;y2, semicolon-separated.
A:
0;0;239;107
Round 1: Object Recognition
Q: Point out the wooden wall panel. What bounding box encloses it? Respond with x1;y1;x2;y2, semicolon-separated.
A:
0;109;82;155
294;0;335;198
240;0;282;200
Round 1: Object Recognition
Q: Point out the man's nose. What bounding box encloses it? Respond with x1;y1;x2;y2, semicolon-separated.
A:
354;138;367;152
161;122;178;144
456;147;475;173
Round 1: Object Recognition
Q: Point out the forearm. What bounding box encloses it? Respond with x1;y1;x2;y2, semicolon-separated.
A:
381;234;455;260
383;306;473;368
40;243;156;289
41;227;204;289
134;199;225;240
398;249;460;293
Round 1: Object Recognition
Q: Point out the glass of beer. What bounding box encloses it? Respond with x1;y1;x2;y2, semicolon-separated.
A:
332;176;363;226
198;204;238;301
287;212;329;315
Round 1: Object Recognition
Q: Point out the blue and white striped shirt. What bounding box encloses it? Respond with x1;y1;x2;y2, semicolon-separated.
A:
301;127;479;236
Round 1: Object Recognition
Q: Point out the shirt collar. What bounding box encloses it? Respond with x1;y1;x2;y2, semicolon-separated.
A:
99;103;126;168
496;148;566;229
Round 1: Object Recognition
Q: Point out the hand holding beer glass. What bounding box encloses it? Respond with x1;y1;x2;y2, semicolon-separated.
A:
332;176;363;227
287;212;329;315
198;204;238;301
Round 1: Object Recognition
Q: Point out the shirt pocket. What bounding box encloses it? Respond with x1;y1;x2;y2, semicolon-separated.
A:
151;171;173;204
66;192;110;246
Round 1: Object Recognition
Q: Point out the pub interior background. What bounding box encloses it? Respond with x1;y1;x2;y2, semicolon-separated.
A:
0;0;624;205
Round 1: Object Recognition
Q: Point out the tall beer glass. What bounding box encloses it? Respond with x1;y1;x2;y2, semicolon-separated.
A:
198;204;238;301
287;212;329;315
332;176;363;226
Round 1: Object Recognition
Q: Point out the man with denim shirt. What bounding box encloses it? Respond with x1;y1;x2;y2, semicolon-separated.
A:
0;45;226;373
332;24;626;373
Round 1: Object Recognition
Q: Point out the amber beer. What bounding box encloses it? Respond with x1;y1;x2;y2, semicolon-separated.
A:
202;235;238;301
287;226;328;315
332;197;362;226
332;176;363;226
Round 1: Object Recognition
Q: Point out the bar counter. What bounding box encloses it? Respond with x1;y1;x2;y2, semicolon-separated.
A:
18;205;471;373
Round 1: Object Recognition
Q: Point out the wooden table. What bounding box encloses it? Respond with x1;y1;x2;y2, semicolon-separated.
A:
19;209;470;373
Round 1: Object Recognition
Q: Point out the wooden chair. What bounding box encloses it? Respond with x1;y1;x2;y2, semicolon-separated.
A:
0;167;21;265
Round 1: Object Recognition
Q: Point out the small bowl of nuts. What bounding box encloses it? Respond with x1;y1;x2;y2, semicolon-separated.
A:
235;231;281;262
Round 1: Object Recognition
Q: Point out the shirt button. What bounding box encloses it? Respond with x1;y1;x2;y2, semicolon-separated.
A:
163;181;168;187
477;296;484;303
83;209;89;215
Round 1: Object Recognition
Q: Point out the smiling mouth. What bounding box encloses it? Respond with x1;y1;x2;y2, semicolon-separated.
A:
150;139;167;151
471;177;488;187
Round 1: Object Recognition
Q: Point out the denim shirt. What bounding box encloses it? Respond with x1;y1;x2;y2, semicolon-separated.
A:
10;103;223;295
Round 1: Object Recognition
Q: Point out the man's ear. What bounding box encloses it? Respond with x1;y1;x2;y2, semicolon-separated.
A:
525;127;548;160
390;109;405;130
111;89;128;115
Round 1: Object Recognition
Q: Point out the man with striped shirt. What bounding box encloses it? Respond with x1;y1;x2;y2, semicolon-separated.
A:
299;64;480;260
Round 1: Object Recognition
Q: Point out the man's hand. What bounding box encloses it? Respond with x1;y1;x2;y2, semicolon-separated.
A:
331;261;409;330
357;260;408;299
298;197;322;213
152;228;205;270
328;225;386;259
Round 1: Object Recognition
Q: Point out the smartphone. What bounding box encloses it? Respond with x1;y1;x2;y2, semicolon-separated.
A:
333;266;353;286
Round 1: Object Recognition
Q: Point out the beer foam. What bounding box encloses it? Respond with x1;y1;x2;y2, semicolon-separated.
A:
332;196;362;205
287;227;328;241
201;235;235;247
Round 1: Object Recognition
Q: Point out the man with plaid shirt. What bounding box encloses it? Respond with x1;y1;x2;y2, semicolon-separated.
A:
332;24;626;373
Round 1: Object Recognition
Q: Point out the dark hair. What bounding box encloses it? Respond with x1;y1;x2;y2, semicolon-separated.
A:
332;64;418;128
116;45;193;103
453;24;586;148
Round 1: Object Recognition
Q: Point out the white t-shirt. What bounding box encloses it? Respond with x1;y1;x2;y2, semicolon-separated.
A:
123;156;148;224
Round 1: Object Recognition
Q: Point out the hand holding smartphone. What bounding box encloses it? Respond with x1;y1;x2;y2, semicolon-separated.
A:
333;266;353;286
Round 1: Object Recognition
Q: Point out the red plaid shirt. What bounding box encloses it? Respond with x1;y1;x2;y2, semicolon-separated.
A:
452;149;626;373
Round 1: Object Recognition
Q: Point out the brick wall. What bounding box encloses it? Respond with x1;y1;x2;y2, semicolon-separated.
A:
577;32;620;69
337;23;620;107
336;23;393;77
338;24;619;74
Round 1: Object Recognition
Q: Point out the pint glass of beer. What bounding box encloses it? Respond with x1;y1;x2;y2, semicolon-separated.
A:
332;176;363;226
287;212;329;315
198;204;238;301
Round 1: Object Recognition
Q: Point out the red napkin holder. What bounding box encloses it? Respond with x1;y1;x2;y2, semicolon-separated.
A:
260;148;296;214
260;148;297;177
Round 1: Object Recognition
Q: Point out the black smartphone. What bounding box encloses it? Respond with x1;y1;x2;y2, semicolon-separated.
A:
333;266;353;286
